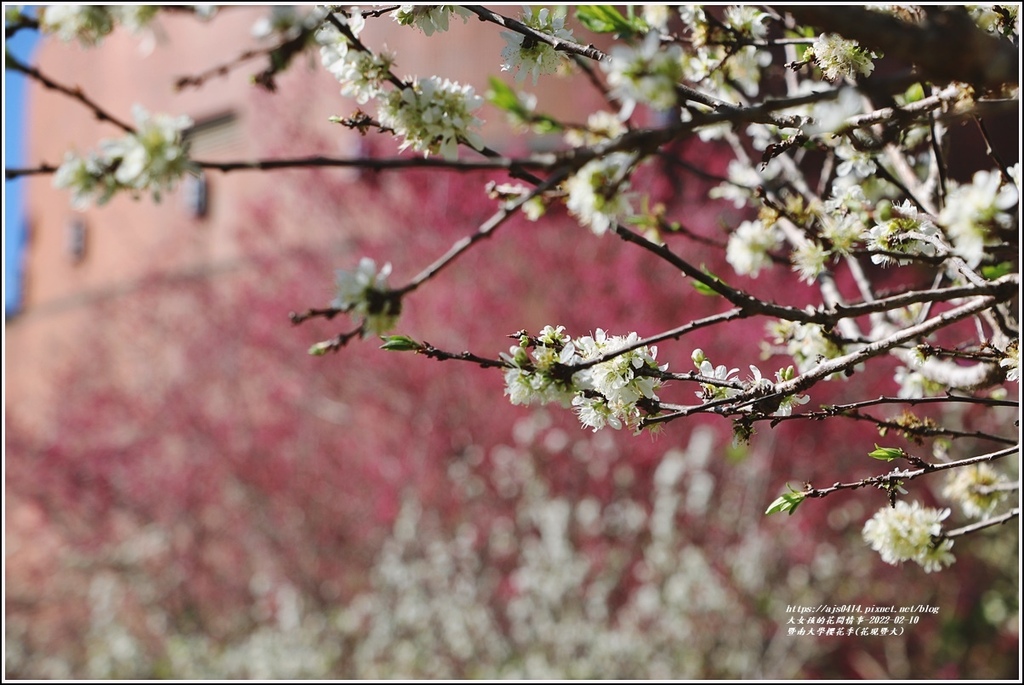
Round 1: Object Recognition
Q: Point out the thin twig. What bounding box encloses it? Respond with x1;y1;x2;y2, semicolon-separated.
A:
462;5;608;61
6;53;134;133
802;445;1019;500
940;507;1019;540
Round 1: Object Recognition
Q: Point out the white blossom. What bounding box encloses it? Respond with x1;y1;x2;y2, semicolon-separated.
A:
563;153;636;236
694;358;740;402
500;6;573;85
791;241;830;284
866;200;939;266
943;464;1010;519
809;33;876;82
390;5;470;35
722;6;769;40
862;501;955;573
834;142;876;179
318;21;394;105
726;220;782;278
643;5;671;33
333;258;399;336
378;77;484;160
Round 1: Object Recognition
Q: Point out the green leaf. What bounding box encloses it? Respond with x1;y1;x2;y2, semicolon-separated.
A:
869;444;905;462
981;261;1014;280
691;265;724;297
379;335;422;352
901;82;925;104
308;341;331;356
486;76;521;113
575;5;641;35
765;486;805;516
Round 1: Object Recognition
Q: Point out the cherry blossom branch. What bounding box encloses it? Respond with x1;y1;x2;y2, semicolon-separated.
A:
5;52;135;133
462;5;608;62
645;293;1009;427
940;508;1020;540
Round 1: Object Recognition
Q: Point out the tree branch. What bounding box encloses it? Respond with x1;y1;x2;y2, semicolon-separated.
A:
5;52;134;133
781;5;1018;89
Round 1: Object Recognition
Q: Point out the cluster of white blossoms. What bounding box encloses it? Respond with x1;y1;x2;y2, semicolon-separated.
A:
691;350;808;416
333;257;400;336
938;165;1019;268
39;5;158;46
500;6;574;85
563;153;637;236
942;464;1011;519
603;33;685;117
318;16;394;105
862;501;955;573
502;326;667;432
378;76;485;160
726;219;783;277
390;5;470;36
866;200;940;266
54;105;195;208
807;33;877;82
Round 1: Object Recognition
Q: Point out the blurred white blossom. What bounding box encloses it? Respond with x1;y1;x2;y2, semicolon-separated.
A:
40;5;157;46
563;153;636;236
726;220;782;277
862;501;955;573
943;464;1011;519
390;5;470;35
938;167;1018;268
54;105;194;207
603;32;684;118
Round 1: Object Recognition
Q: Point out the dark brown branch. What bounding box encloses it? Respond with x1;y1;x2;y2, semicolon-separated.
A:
941;507;1020;539
802;445;1019;500
5;53;135;133
822;394;1020;411
462;5;608;62
394;168;571;297
763;408;1018;446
